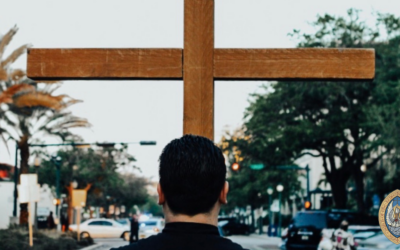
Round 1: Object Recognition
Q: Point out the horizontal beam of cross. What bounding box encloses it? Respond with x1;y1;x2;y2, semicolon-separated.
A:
27;48;375;81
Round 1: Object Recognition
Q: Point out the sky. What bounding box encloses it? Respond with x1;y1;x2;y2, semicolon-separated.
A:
1;0;400;180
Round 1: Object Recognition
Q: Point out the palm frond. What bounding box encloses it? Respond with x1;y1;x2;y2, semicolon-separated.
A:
0;26;18;60
0;68;7;81
13;92;64;110
1;44;31;68
1;112;17;127
62;99;83;109
10;69;26;82
45;116;90;130
0;84;35;103
38;80;60;84
39;84;61;95
39;111;69;127
0;131;10;155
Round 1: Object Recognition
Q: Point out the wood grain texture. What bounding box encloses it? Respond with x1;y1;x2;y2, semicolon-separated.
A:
183;0;214;140
27;48;183;80
214;48;375;80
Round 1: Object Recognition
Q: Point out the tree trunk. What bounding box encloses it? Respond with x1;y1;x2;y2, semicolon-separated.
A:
354;169;365;213
250;205;255;232
329;170;349;209
18;135;30;225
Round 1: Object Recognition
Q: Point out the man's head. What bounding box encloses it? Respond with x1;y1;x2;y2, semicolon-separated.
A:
158;135;227;217
340;220;349;231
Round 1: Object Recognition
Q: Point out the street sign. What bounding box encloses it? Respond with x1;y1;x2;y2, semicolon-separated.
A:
18;174;40;203
250;164;265;170
71;189;87;208
373;194;380;208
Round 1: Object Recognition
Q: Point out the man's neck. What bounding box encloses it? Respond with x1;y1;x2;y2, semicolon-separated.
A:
163;205;219;226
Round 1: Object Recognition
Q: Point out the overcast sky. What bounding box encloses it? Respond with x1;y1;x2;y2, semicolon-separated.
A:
1;0;399;180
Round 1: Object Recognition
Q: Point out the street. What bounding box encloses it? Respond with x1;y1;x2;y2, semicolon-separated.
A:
93;234;282;250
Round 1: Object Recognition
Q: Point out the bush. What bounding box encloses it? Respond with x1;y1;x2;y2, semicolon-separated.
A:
0;228;93;250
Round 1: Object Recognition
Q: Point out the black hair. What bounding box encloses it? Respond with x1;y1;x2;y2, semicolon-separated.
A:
159;134;227;216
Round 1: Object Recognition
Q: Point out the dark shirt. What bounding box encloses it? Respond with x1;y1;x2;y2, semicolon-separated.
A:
112;222;247;250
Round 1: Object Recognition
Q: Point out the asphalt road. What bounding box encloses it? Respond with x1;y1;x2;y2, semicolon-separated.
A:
94;234;281;250
228;235;281;250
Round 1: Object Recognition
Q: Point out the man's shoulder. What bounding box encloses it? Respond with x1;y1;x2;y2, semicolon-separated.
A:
111;234;247;250
217;237;248;250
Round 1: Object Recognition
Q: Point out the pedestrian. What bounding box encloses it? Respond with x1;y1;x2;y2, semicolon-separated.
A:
130;215;139;243
111;135;247;250
61;213;66;232
331;220;356;250
47;211;56;230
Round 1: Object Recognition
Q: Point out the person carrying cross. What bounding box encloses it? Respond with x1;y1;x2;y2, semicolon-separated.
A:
112;135;247;250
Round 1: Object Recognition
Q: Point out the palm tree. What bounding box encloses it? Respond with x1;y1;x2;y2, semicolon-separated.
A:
0;26;90;224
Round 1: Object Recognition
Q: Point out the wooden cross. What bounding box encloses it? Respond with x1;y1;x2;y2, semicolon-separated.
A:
27;0;374;140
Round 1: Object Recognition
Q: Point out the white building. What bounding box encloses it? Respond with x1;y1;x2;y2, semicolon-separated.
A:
296;153;333;209
0;181;19;229
0;181;56;229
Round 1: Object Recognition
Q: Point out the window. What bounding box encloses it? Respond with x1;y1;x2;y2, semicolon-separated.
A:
102;221;113;226
293;212;327;229
88;221;102;226
140;221;157;226
117;219;127;225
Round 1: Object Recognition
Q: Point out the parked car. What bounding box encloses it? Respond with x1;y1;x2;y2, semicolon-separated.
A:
138;218;165;239
286;211;328;250
286;210;378;250
218;217;250;236
115;218;131;226
69;218;130;240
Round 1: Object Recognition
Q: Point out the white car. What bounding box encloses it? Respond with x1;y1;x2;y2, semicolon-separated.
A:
138;218;165;239
69;218;130;241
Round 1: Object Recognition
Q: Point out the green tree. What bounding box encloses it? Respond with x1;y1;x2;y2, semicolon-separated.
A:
219;131;302;214
36;145;148;218
235;10;400;212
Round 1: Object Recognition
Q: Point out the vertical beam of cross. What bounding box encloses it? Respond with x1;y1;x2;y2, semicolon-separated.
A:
183;0;215;140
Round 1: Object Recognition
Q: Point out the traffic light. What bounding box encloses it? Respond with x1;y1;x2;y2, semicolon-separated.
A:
304;200;312;210
231;162;240;171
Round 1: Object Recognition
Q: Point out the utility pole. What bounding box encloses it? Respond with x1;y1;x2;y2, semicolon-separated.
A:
12;142;19;218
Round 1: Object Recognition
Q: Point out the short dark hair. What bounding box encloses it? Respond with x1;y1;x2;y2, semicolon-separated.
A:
159;135;227;216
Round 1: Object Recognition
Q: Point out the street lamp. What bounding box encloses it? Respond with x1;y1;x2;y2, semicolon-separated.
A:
257;192;262;235
73;165;79;171
34;156;41;230
51;154;62;232
34;157;41;173
72;180;78;189
276;184;284;236
267;187;273;236
12;142;19;219
360;164;367;173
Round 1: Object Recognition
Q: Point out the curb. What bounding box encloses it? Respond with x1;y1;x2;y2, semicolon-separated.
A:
80;243;103;250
